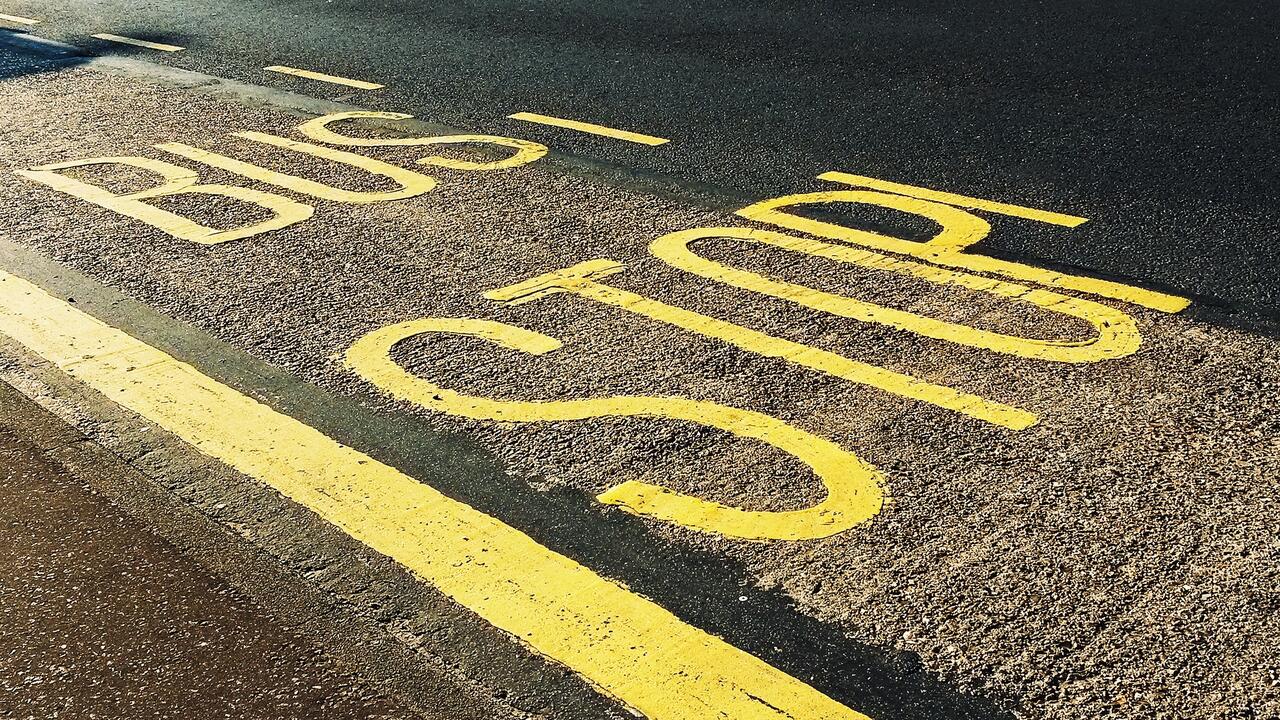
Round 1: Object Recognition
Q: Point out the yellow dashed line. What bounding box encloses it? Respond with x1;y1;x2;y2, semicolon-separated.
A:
264;65;383;90
91;33;184;52
0;268;872;720
0;12;40;25
508;111;669;146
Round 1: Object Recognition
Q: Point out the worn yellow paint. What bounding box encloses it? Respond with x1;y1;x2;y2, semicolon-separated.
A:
91;33;184;51
650;227;1142;363
0;12;40;25
818;171;1089;227
0;268;872;720
737;186;1191;314
264;65;383;90
485;260;1036;430
297;111;548;171
508;111;669;146
157;132;437;203
346;317;884;541
15;156;313;244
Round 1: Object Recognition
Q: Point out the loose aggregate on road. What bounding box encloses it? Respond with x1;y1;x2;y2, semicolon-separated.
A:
0;24;1276;720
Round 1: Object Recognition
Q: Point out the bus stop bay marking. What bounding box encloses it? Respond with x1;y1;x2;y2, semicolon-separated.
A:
12;109;1177;540
508;111;669;146
0;12;40;25
264;65;383;90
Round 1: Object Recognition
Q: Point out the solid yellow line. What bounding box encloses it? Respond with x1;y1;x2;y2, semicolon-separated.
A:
818;171;1089;227
91;33;184;52
0;12;40;25
508;112;669;146
0;268;870;720
264;65;383;90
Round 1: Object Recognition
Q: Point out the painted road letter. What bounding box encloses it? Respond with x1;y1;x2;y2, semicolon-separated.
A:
16;156;312;244
650;226;1142;363
344;317;885;541
298;111;548;171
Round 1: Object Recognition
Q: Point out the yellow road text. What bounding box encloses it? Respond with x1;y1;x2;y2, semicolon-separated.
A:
345;317;885;541
650;226;1142;364
484;259;1037;430
738;173;1189;313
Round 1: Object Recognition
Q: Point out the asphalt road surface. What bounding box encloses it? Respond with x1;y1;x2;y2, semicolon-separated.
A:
0;4;1277;720
3;0;1279;320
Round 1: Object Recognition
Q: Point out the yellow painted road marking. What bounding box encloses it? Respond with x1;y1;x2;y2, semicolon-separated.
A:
508;112;669;146
0;12;40;25
346;317;884;541
91;33;184;52
819;171;1090;227
157;132;437;204
17;156;313;245
265;65;383;90
0;269;872;720
486;259;1037;430
298;111;549;171
738;187;1191;314
651;226;1142;364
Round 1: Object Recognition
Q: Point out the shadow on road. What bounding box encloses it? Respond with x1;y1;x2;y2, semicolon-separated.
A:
1;26;193;81
0;29;88;79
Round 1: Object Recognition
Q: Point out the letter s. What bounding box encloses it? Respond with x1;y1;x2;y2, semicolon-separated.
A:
344;317;885;541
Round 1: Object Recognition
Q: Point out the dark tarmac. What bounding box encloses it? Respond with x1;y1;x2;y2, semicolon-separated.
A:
0;382;419;720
